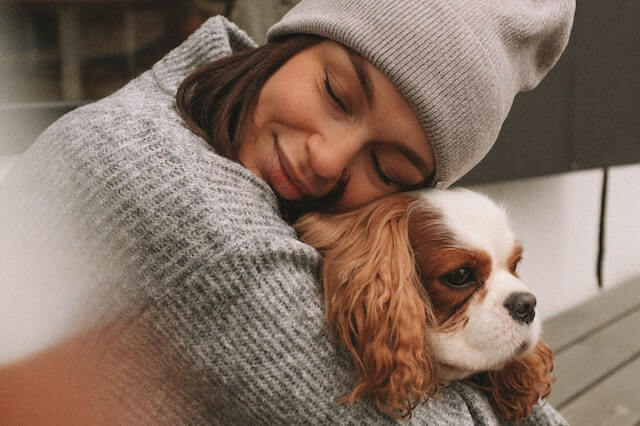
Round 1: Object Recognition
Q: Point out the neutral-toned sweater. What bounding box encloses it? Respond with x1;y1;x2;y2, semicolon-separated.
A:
0;17;567;425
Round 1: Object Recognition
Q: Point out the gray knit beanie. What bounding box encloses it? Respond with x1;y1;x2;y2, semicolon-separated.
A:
268;0;575;188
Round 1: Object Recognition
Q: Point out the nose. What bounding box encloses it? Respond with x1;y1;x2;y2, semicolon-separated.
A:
503;292;537;325
306;130;365;184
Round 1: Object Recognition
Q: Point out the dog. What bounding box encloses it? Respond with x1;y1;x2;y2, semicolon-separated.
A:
295;188;553;422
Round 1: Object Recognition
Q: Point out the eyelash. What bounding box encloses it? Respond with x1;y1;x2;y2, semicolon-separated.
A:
323;72;348;113
370;150;394;186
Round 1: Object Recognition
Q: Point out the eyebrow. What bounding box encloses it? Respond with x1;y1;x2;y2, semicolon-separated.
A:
346;51;375;106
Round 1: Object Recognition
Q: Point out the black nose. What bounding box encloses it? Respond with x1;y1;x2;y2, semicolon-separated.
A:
504;292;537;325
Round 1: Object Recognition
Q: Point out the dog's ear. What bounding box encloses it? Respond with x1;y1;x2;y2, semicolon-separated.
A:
471;341;554;422
295;194;437;417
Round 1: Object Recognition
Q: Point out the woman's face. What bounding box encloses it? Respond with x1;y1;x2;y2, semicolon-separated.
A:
238;40;435;212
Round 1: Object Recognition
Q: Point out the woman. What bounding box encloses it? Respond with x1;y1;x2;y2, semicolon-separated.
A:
0;0;574;423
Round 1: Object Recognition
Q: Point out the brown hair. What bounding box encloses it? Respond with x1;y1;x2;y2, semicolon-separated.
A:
176;34;324;159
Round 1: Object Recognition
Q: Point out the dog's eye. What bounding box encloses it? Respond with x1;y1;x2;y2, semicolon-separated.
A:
441;266;476;288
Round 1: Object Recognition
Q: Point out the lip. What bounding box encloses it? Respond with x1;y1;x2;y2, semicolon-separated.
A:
275;140;314;197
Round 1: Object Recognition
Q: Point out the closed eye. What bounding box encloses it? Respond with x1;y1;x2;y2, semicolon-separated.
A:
370;150;395;186
323;72;348;113
370;144;421;189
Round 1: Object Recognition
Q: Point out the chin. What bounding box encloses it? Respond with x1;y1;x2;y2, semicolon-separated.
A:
295;188;554;422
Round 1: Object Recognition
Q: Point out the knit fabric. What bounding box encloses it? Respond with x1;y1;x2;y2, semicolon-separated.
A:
268;0;576;188
0;17;568;425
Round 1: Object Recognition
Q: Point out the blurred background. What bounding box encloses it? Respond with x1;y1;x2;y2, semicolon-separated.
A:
0;1;638;424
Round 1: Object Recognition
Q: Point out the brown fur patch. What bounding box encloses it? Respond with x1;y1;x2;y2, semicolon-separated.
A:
296;194;436;417
508;243;523;277
470;341;555;422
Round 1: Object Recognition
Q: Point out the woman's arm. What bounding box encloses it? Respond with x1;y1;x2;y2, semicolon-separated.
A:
0;325;128;424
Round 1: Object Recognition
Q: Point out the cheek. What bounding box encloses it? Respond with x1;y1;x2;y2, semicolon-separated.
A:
254;73;321;131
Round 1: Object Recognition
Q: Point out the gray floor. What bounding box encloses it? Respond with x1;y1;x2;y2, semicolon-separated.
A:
544;278;640;426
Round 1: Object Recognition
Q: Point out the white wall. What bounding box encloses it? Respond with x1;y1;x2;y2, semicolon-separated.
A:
603;164;640;289
473;165;640;320
473;170;604;320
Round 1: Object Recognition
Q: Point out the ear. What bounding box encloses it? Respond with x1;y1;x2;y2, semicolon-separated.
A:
295;194;437;417
472;341;554;422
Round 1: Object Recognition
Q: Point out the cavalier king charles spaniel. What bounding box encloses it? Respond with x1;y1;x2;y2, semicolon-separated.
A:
295;189;553;422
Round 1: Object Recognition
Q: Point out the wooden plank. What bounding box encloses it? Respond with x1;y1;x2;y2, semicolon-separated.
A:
548;307;640;408
560;354;640;426
543;278;640;352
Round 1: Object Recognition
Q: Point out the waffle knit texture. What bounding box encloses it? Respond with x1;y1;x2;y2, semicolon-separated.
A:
268;0;576;188
0;17;568;424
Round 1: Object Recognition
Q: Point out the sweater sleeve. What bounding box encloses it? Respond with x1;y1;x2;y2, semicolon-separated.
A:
120;230;566;425
116;227;485;425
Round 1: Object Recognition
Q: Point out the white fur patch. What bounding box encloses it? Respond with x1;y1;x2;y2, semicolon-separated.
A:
413;189;541;380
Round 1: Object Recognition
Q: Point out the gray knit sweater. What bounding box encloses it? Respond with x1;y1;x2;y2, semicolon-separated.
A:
0;17;567;425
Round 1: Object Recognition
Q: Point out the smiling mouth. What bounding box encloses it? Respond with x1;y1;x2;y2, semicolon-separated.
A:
275;139;313;198
266;136;304;201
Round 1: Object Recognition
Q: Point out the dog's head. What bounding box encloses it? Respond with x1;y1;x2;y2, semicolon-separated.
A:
295;189;553;421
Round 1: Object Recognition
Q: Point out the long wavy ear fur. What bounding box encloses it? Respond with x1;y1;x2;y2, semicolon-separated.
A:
295;194;437;417
471;341;555;422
